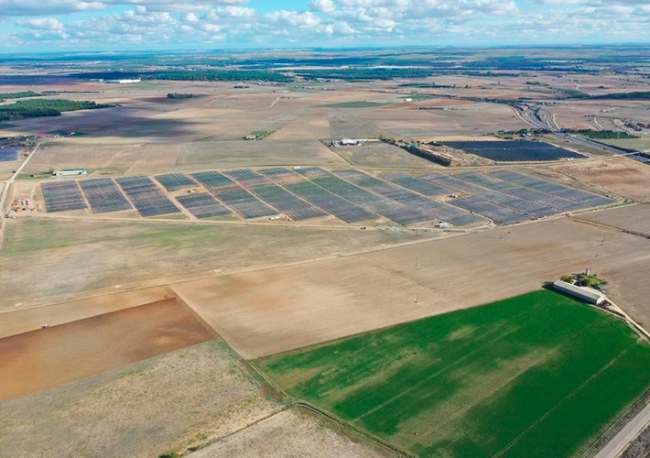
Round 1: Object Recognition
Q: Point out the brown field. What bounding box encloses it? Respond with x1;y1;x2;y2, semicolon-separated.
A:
0;286;173;339
0;217;433;310
173;218;650;359
192;408;396;458
576;204;650;237
0;340;281;458
552;157;650;202
0;298;217;402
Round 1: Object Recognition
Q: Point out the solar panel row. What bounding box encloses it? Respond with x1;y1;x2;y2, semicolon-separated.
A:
383;173;449;197
284;180;377;223
297;168;428;225
335;169;481;225
176;193;231;219
224;169;326;221
154;173;197;191
193;170;278;219
116;176;180;217
79;178;132;213
440;140;583;162
41;181;87;213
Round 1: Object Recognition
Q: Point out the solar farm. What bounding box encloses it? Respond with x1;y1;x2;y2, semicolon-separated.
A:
440;140;584;162
39;167;617;226
41;181;87;213
116;176;181;217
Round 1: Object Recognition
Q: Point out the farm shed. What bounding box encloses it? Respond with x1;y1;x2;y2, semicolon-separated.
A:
552;280;606;305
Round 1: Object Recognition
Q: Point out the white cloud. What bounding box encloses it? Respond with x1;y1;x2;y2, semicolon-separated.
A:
310;0;336;13
6;0;650;50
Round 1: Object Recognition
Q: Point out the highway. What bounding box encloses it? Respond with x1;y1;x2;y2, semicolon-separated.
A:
593;401;650;458
515;106;642;157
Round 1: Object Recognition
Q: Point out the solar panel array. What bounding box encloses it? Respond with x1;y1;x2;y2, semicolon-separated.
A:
225;169;327;221
383;172;449;197
489;170;615;207
284;180;377;223
334;169;484;225
296;167;429;225
192;171;277;219
154;173;197;191
79;178;132;213
39;166;615;228
41;181;87;213
116;176;181;217
176;193;231;218
0;149;18;162
440;140;584;162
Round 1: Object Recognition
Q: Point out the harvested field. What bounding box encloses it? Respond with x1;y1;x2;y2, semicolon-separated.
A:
0;218;432;309
0;298;217;402
191;408;397;458
175;139;346;170
23;139;346;177
329;110;392;139
333;141;439;169
0;340;281;458
269;107;331;139
173;218;650;359
576;204;650;237
359;102;527;138
553;157;650;202
258;290;650;458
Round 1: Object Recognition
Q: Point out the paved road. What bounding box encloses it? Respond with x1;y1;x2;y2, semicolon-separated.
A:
593;402;650;458
516;106;640;157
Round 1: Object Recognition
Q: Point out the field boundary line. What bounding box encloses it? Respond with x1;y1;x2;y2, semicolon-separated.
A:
570;214;650;241
295;402;414;458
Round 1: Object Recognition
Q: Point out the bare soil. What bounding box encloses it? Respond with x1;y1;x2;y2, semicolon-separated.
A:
0;298;217;402
553;157;650;202
0;285;173;339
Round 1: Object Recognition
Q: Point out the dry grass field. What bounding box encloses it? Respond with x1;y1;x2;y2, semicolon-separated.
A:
359;102;527;138
0;217;433;309
0;298;217;402
191;408;397;458
0;340;282;458
576;204;650;236
173;218;650;359
332;141;439;169
23;138;345;176
553;157;650;202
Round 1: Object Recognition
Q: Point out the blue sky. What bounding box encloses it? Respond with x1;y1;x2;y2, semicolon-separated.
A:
1;0;649;52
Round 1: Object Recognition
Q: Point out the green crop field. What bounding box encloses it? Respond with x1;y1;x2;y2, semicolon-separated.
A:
256;290;650;458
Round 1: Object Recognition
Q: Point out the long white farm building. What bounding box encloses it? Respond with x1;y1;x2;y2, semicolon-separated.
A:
552;280;606;305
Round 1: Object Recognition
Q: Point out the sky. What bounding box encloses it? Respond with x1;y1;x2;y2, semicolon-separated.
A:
0;0;649;53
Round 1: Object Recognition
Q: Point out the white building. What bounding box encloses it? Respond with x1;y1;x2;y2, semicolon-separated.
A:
53;169;87;177
552;280;606;305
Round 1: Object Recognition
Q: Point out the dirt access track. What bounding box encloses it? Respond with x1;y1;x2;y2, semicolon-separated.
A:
0;298;217;402
173;216;650;359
